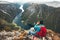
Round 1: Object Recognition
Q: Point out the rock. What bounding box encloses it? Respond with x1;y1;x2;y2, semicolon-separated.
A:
0;29;60;40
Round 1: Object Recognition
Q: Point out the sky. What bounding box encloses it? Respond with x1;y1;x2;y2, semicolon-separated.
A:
0;0;60;3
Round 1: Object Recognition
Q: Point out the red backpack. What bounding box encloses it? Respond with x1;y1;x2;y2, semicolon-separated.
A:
36;26;47;37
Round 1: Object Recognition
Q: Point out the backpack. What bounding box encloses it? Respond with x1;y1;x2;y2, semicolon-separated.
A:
36;25;47;37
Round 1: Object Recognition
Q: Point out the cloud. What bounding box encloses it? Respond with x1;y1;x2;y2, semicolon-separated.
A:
0;0;60;3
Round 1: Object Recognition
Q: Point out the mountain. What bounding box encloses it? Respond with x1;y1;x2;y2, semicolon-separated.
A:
21;1;60;32
0;1;21;23
0;1;60;33
23;3;32;10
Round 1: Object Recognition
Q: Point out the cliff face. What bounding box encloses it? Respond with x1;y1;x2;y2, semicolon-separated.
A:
0;1;21;23
21;3;60;32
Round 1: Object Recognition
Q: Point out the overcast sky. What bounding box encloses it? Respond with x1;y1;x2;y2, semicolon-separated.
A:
0;0;60;3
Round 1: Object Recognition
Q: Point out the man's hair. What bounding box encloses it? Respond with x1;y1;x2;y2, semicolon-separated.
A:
40;20;44;24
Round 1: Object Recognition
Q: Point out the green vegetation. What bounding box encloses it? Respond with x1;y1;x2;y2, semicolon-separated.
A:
0;19;21;31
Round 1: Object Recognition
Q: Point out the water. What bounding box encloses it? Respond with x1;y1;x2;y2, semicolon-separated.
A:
13;4;25;29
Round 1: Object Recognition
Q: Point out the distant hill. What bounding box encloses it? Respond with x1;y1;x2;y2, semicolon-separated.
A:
0;1;21;22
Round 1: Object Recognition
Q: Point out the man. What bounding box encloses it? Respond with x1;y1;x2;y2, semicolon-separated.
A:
37;21;47;37
29;20;47;40
36;20;47;40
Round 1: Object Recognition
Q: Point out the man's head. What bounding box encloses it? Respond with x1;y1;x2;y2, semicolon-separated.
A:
37;21;40;25
36;20;44;25
40;20;44;24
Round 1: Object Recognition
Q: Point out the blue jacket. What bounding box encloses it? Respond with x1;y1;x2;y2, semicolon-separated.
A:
29;24;41;35
34;24;41;33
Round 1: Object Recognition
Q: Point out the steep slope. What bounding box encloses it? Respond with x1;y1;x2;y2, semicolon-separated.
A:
0;1;21;23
